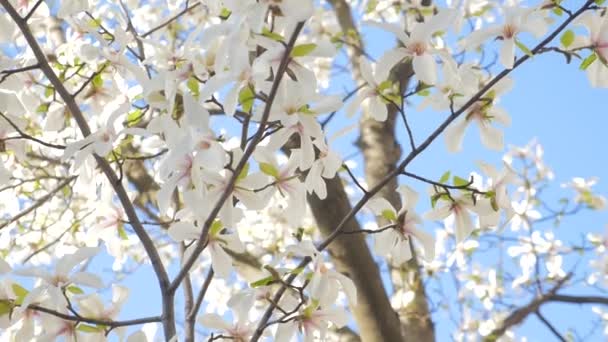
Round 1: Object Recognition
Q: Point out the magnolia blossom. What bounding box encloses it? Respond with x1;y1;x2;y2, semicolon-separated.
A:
460;6;548;69
367;185;435;263
425;192;496;243
264;77;342;170
368;9;456;85
562;177;607;210
199;291;257;340
168;221;245;278
254;147;306;227
15;247;103;308
274;301;348;342
287;240;357;306
63;95;148;168
304;139;342;200
345;56;397;121
573;11;608;88
444;77;513;152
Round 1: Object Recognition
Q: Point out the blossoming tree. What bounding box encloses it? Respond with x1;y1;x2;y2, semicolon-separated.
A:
0;0;607;341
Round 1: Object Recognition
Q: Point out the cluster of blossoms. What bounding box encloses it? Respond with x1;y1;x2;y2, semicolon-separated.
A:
0;0;606;341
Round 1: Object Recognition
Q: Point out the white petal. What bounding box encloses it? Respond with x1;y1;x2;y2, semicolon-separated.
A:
454;210;474;243
281;0;313;21
374;230;398;256
332;272;358;306
56;247;101;276
376;48;407;81
71;271;104;288
0;257;11;274
444;118;469;153
224;83;241;117
423;203;452;221
184;92;210;129
317;307;349;328
413;54;437;85
168;222;201;241
411;228;435;262
478;122;504;151
127;331;148;342
369;96;388;122
274;320;297;342
499;39;516;69
198;313;232;331
209;243;233;278
359;57;377;86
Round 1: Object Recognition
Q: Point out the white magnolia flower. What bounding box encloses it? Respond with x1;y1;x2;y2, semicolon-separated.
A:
199;291;257;340
425;192;495;243
304;139;342;200
168;221;245;278
573;11;608;88
562;177;606;210
345;56;396;121
460;6;548;69
274;302;348;342
367;185;435;263
445;77;513;152
367;10;456;85
16;247;103;308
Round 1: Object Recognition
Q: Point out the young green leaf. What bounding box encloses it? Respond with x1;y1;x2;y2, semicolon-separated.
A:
560;30;574;48
291;44;317;57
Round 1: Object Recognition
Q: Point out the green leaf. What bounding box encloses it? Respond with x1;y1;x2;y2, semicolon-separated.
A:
560;30;574;48
377;80;393;92
580;53;597;70
417;89;430;96
381;209;397;222
596;0;606;5
365;0;378;13
11;284;28;305
552;7;563;16
210;220;223;237
238;85;255;113
117;225;128;240
514;39;534;57
261;27;284;42
126;109;143;127
67;285;84;295
439;171;451;184
219;7;232;19
44;86;54;98
0;300;13;316
453;176;469;187
259;163;280;178
250;276;275;288
237;163;249;181
36;103;49;114
92;73;103;88
77;324;103;333
291;44;317;57
187;77;199;96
